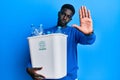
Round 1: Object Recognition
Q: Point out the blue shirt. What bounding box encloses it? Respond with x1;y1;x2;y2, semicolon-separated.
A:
27;26;96;80
44;26;96;80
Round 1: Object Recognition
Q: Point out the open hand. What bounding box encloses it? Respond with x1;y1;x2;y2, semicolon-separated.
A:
26;67;45;80
72;6;93;35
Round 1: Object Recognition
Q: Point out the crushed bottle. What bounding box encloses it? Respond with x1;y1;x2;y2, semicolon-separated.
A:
31;24;39;36
38;24;43;35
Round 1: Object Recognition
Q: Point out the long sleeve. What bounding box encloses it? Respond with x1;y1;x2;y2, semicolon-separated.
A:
74;28;96;45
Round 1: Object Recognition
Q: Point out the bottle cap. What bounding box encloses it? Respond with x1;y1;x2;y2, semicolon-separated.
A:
58;26;61;28
47;31;51;34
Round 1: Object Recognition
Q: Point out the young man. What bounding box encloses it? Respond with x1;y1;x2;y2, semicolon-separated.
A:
27;4;96;80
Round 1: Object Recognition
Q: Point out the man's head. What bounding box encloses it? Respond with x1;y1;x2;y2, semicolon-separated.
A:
57;4;75;27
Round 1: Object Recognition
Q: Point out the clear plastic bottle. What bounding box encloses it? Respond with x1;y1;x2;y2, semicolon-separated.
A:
31;24;39;36
46;31;51;34
39;24;43;35
56;26;62;33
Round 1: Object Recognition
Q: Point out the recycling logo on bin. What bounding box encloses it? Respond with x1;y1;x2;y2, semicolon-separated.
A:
39;41;46;50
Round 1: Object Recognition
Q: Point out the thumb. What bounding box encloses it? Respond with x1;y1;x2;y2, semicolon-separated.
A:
72;24;82;30
34;67;43;71
72;24;79;28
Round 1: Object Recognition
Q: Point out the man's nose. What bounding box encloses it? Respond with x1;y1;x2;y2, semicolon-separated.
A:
63;15;67;20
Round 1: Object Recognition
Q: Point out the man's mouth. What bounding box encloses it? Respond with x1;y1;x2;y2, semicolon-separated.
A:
61;20;66;24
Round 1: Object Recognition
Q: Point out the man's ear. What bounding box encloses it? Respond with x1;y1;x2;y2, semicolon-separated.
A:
69;18;72;22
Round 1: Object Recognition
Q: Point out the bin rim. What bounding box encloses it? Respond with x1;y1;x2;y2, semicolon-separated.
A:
27;33;68;40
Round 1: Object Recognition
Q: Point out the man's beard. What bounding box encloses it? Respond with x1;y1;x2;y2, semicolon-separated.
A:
58;20;67;27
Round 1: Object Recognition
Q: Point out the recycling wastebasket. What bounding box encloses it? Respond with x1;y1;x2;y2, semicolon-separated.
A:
27;33;67;79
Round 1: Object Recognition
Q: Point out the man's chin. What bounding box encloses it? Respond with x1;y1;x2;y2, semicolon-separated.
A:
59;23;67;27
60;24;66;27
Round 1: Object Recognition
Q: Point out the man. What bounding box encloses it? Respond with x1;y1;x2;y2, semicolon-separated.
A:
26;4;96;80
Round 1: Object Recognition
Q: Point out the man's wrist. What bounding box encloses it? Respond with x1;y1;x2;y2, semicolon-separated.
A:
85;31;94;36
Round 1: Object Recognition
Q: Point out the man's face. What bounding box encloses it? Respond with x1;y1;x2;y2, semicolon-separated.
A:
58;8;73;27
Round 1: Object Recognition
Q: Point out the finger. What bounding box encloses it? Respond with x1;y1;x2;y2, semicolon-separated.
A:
34;76;45;80
34;67;43;71
35;78;42;80
79;8;82;19
35;76;45;80
84;6;88;17
72;24;79;28
34;74;45;79
87;10;91;18
72;24;81;29
34;73;46;80
81;6;85;18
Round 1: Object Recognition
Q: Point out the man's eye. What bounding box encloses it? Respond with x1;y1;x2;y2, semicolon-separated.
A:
61;12;65;15
67;15;71;18
60;12;71;19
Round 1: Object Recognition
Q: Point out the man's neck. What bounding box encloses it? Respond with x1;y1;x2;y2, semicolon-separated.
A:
57;24;67;28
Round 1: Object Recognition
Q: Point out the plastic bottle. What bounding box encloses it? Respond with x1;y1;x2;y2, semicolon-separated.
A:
46;31;51;34
31;24;39;36
39;24;43;35
56;26;62;33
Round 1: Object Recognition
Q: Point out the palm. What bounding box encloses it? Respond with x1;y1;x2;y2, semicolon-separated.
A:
80;17;93;34
73;6;93;34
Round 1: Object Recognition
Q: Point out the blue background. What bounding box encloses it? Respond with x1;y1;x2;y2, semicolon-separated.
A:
0;0;119;80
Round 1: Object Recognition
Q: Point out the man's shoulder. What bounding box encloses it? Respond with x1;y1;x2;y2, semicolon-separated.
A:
66;26;78;31
45;26;56;30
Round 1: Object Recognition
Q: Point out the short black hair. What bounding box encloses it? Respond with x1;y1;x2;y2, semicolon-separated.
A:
60;4;75;15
